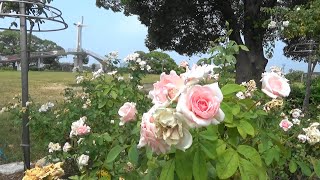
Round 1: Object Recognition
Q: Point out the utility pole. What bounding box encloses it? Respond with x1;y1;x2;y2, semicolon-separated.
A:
19;2;30;170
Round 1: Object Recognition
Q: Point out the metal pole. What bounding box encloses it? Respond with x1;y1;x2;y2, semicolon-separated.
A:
19;2;30;170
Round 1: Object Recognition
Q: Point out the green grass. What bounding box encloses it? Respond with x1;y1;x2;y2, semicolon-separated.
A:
0;71;77;107
0;70;159;164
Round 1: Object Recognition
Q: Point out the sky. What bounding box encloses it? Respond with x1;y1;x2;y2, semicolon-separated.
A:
2;0;319;73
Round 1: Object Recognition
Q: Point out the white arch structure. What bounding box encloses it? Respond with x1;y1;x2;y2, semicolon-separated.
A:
0;48;108;70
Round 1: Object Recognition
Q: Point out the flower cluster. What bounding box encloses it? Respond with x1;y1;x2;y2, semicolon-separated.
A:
92;69;104;79
124;52;151;71
48;142;61;153
278;108;304;131
76;75;85;84
69;116;91;138
39;102;55;112
299;122;320;145
137;64;224;154
23;162;64;180
236;80;257;99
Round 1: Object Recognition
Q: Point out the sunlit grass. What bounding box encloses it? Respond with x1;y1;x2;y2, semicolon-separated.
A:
0;70;159;164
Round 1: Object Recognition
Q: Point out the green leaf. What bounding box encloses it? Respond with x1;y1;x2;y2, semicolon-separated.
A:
199;127;218;141
98;101;106;109
106;145;123;163
200;140;217;159
231;105;241;115
239;158;258;180
102;132;112;142
237;120;254;138
239;45;249;51
160;159;175;180
237;145;262;167
193;149;208;180
289;160;297;173
128;145;139;165
296;161;312;176
221;84;246;96
220;102;233;123
216;148;239;179
175;150;193;180
216;139;227;156
110;90;118;99
312;159;320;178
264;147;277;166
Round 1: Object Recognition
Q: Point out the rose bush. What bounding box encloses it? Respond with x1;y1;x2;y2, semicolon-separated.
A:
1;35;320;179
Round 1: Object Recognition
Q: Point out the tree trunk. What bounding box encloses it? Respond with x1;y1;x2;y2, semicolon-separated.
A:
230;0;268;86
302;59;317;112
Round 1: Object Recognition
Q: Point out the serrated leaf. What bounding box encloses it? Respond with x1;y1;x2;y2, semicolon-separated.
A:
216;148;239;179
200;140;217;159
289;160;297;173
296;161;312;176
237;120;254;137
231;105;241;115
199;128;218;142
239;158;258;180
193;149;208;180
102;132;112;142
175;150;193;180
220;102;233;123
106;145;122;163
216;140;227;156
98;101;106;109
160;159;175;180
221;84;246;96
237;145;262;167
128;145;139;165
313;159;320;177
110;90;118;99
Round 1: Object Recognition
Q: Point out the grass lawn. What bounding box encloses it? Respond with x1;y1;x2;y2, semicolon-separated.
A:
0;70;159;164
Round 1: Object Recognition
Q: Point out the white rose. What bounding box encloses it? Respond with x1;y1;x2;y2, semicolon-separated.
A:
63;142;72;152
78;154;89;167
282;21;289;27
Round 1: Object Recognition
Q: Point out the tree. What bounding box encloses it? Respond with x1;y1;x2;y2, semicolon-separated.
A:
269;0;320;112
0;30;64;65
95;0;307;84
91;63;97;71
136;50;180;74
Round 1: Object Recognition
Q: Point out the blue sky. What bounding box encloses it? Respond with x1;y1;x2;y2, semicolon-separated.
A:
3;0;319;73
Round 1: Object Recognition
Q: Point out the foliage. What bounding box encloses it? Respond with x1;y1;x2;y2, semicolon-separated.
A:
285;70;304;83
284;77;320;118
2;45;320;180
96;0;309;84
136;51;182;74
0;30;64;65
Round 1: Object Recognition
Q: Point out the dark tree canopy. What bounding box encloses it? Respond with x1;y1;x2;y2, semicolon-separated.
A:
96;0;308;83
0;30;64;63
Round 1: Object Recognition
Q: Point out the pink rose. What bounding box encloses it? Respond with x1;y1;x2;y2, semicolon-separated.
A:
76;125;91;135
137;110;170;154
149;70;184;105
279;118;293;131
179;60;189;68
118;102;137;125
261;72;291;99
176;83;225;127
